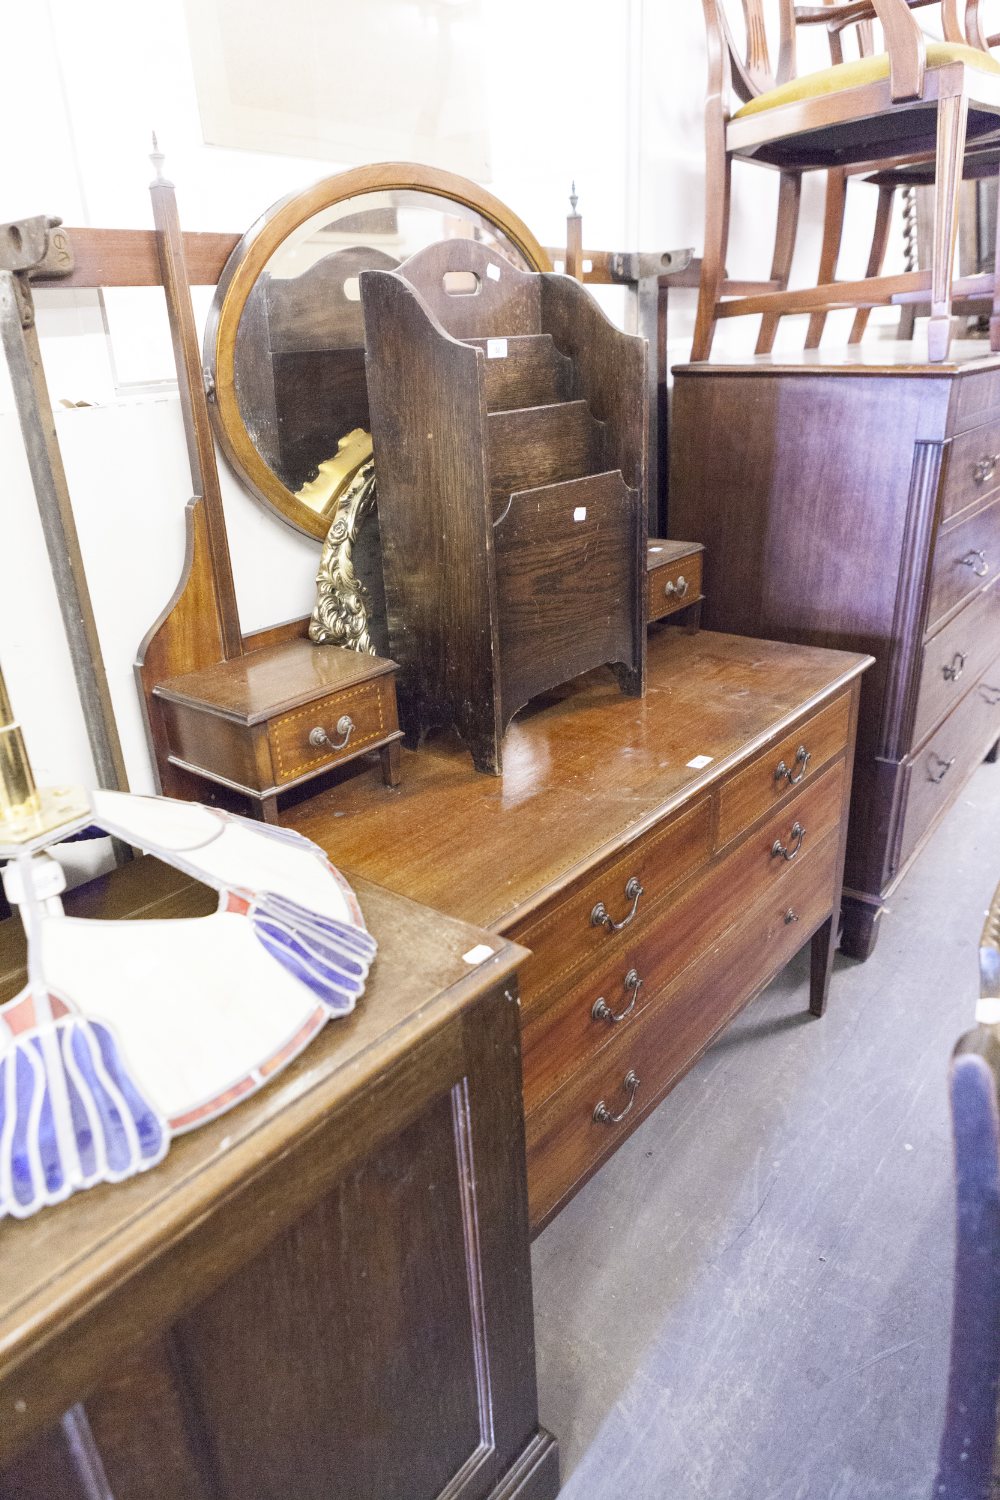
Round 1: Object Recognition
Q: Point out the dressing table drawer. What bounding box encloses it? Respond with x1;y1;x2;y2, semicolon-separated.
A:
715;691;851;848
512;795;713;1010
270;676;398;784
525;829;841;1229
520;760;845;1115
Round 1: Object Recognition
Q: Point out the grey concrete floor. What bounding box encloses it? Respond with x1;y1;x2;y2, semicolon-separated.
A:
531;758;1000;1500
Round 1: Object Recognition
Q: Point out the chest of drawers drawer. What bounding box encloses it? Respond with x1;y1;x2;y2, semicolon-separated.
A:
941;416;1000;523
524;826;842;1230
898;654;1000;870
715;693;851;848
926;494;1000;633
912;577;1000;749
520;758;846;1115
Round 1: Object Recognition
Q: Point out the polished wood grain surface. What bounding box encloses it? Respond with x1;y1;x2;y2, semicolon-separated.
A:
155;639;397;724
716;693;851;847
289;629;869;934
0;861;557;1500
646;539;705;625
927;490;1000;631
150;172;241;662
135;499;229;804
913;575;1000;745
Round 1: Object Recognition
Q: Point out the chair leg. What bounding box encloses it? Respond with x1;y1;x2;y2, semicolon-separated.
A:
898;184;919;340
756;172;801;355
850;184;896;344
692;115;731;363
929;92;969;363
805;169;847;350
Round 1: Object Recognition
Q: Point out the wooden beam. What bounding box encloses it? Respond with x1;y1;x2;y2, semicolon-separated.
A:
32;228;238;289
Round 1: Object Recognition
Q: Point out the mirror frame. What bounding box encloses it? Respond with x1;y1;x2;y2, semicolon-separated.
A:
205;161;552;539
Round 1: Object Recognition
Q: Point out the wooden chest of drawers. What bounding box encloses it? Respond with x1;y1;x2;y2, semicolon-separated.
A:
670;353;1000;960
290;630;869;1231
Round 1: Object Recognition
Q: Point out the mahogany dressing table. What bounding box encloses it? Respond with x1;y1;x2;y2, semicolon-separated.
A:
287;627;871;1231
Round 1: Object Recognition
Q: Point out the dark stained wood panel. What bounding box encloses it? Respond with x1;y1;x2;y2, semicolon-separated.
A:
173;1094;481;1500
487;402;605;506
495;472;640;723
361;238;645;774
468;334;573;412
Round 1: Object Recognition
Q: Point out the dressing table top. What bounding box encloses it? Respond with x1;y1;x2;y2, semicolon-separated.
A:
289;628;871;932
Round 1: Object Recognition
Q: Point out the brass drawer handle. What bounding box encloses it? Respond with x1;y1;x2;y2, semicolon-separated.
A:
981;683;1000;706
942;651;966;683
771;822;805;862
308;714;354;752
591;876;644;933
927;751;956;784
665;574;689;599
593;1069;640;1126
961;550;990;578
592;968;642;1025
774;745;810;787
974;454;1000;485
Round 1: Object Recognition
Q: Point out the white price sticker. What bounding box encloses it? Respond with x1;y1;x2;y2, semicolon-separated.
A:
573;506;587;522
686;754;714;770
486;262;501;281
486;338;508;359
462;944;495;966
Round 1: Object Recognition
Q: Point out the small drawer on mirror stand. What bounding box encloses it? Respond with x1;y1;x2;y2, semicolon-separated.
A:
153;637;403;823
647;539;704;626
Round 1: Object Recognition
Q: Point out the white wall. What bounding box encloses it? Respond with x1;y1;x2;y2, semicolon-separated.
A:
0;0;891;825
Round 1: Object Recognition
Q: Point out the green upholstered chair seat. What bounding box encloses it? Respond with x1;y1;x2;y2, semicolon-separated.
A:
734;41;1000;119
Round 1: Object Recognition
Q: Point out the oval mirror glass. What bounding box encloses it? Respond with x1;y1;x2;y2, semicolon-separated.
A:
207;167;549;541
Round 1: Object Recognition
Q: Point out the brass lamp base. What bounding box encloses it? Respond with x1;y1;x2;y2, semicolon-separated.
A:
0;785;92;855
